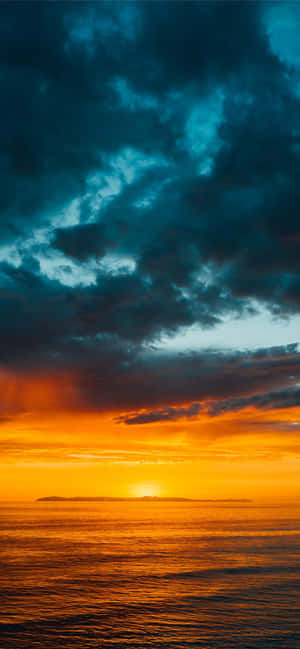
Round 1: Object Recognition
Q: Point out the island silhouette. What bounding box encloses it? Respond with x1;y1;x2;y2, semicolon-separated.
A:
37;496;251;502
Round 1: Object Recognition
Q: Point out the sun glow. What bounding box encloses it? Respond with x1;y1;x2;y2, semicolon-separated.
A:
132;483;162;498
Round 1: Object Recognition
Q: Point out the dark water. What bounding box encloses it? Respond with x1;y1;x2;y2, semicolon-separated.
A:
1;501;300;648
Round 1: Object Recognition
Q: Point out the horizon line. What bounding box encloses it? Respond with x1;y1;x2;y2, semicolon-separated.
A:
36;496;253;503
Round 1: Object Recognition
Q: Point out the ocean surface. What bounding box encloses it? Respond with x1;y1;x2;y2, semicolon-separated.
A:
1;501;300;648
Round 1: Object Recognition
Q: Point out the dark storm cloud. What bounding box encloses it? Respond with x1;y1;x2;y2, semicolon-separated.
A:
0;1;169;243
1;0;300;418
135;0;266;90
1;260;300;417
53;221;127;261
0;262;78;363
0;252;246;366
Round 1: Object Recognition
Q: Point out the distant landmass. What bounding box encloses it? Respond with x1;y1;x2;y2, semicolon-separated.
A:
37;496;252;503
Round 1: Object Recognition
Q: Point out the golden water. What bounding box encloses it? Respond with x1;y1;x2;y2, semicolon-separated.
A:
1;501;300;647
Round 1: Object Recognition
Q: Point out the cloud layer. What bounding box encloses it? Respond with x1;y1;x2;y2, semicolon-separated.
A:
1;1;300;427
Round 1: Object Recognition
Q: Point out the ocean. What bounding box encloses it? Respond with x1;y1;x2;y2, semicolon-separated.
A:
1;501;300;648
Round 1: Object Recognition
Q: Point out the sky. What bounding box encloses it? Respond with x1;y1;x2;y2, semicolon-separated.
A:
1;0;300;501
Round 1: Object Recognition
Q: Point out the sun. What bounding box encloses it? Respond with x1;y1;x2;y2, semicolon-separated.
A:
131;483;162;498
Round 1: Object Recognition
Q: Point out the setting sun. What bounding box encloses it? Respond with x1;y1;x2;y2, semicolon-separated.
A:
131;483;162;498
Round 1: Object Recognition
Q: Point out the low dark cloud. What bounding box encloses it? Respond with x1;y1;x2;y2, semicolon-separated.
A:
116;382;300;425
208;388;300;417
118;403;202;425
